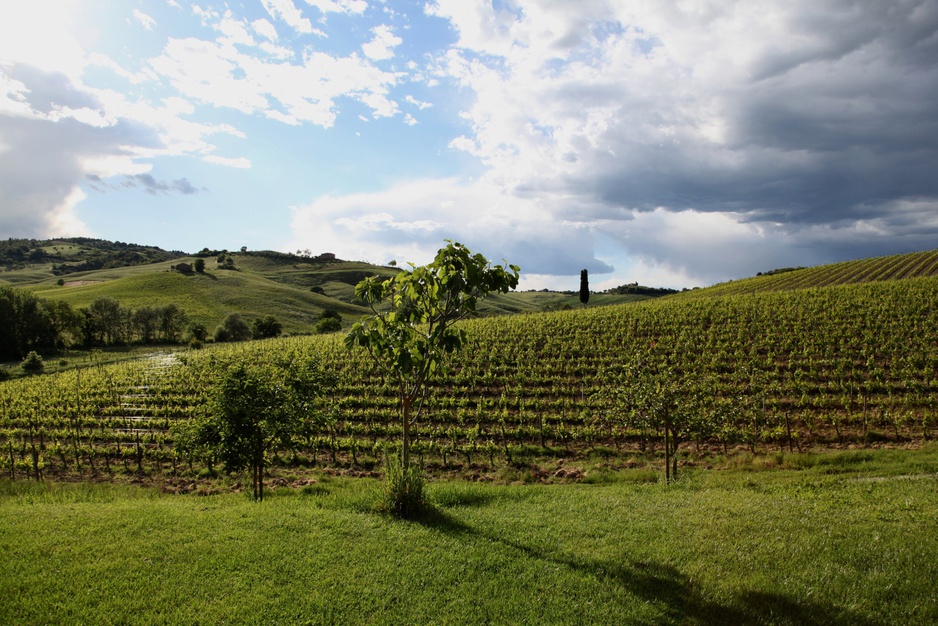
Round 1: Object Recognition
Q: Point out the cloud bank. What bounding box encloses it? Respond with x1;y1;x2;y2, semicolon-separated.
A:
290;0;938;286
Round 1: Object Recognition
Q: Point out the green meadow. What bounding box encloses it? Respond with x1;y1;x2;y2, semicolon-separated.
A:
2;448;937;625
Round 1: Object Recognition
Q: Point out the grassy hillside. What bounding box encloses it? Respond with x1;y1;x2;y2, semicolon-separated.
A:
5;243;645;332
27;259;373;333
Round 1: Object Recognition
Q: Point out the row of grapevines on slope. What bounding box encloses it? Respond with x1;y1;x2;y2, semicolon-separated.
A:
1;276;936;477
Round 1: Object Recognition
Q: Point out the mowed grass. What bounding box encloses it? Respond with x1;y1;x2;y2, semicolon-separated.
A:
2;449;937;625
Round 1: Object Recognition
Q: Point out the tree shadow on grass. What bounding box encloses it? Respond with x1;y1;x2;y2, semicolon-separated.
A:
410;505;883;626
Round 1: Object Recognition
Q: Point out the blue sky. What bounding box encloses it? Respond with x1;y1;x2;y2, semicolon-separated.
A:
2;1;937;290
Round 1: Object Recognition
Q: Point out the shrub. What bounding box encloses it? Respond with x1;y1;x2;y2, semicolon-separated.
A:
315;317;342;334
21;351;44;375
252;315;283;339
213;326;229;343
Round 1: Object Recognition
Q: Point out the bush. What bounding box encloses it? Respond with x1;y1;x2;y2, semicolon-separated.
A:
0;366;11;381
213;326;229;343
315;317;342;334
21;351;44;375
252;315;282;339
187;322;208;343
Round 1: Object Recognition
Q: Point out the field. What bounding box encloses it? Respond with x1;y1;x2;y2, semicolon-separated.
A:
2;271;937;482
3;249;938;623
2;448;937;625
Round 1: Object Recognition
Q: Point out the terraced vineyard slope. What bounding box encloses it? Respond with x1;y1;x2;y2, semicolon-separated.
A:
678;248;938;298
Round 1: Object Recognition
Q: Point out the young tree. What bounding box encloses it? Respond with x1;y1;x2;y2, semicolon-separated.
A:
201;355;331;500
580;269;590;305
345;241;519;514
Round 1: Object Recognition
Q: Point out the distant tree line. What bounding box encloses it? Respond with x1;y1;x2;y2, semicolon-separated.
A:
0;285;344;362
0;288;193;360
604;283;680;297
2;237;184;273
0;286;78;360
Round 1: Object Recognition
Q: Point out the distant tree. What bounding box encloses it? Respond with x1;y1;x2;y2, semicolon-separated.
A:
158;304;189;343
251;315;283;339
83;297;129;346
315;317;342;334
132;306;160;343
187;322;208;343
214;313;252;342
21;351;44;375
194;258;206;273
580;269;589;305
1;286;72;357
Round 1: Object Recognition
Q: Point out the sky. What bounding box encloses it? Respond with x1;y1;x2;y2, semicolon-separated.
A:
1;0;937;291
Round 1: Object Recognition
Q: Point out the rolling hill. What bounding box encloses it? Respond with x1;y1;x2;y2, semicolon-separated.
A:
1;238;652;333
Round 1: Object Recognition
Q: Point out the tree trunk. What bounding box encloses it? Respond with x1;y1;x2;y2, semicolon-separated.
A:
402;395;412;469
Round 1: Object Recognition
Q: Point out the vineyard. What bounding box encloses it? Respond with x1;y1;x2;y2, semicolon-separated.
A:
2;271;937;482
682;248;938;298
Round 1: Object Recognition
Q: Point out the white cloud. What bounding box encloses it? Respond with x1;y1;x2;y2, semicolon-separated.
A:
46;187;91;237
405;95;432;110
288;177;611;280
0;1;87;78
148;13;401;127
203;155;252;168
416;0;938;284
133;9;157;31
260;0;313;34
252;18;279;41
362;25;402;61
305;0;368;16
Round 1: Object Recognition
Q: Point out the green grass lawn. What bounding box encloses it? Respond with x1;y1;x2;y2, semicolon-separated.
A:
2;449;937;625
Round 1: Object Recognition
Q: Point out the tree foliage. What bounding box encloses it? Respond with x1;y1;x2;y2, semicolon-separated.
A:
0;286;81;359
214;313;252;342
184;354;332;500
580;269;590;305
252;315;283;339
345;241;519;499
